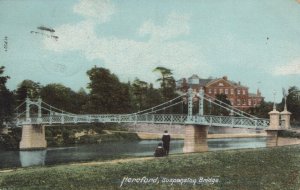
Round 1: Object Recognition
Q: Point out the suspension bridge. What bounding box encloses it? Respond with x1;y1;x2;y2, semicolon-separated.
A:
15;88;270;128
12;88;291;151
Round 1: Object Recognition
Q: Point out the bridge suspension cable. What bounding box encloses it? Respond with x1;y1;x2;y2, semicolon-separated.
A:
41;101;76;115
203;94;258;119
139;100;184;115
132;93;186;115
14;101;26;111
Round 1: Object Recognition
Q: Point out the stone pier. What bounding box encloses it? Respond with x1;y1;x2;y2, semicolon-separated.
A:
183;125;208;153
266;108;281;147
19;125;47;150
280;110;292;129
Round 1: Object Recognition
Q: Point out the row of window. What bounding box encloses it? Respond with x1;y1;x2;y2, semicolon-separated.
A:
207;88;247;95
230;99;257;106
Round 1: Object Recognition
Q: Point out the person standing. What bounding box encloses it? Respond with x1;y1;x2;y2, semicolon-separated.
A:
162;130;171;155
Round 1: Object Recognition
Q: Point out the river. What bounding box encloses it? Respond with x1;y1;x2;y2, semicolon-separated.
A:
0;137;268;169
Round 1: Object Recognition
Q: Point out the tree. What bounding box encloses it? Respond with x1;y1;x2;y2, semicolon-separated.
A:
131;78;148;111
144;83;163;110
15;80;41;105
84;67;131;114
279;86;300;123
40;83;83;114
0;66;14;127
153;66;176;101
246;100;273;119
211;94;231;116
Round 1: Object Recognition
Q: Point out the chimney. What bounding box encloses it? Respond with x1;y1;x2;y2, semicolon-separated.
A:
223;76;228;81
257;89;261;96
238;81;241;85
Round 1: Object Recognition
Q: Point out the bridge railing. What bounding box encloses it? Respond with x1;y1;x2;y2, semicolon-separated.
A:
15;114;270;129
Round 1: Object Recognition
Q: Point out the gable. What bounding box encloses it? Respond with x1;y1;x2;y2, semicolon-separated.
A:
205;78;235;88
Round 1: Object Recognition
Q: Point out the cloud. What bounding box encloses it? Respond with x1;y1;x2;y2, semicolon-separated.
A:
43;1;210;84
273;58;300;75
43;20;97;52
73;0;115;23
139;12;190;41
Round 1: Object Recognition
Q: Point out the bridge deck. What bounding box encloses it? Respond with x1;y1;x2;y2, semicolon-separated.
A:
16;114;270;129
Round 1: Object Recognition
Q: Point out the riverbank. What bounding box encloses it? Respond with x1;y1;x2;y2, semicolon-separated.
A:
0;145;299;189
107;130;267;140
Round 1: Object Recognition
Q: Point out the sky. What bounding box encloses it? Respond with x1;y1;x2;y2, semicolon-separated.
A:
0;0;300;102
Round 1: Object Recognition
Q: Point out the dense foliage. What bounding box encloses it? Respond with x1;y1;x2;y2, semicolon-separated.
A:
0;66;14;128
278;86;300;123
2;66;300;123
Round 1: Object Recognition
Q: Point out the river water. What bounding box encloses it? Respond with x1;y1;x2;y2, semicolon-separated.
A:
0;137;268;169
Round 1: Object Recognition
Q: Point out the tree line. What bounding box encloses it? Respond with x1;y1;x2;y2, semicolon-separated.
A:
1;65;300;128
0;66;178;127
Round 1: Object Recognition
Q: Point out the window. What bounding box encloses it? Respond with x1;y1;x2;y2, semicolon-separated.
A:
218;82;224;86
225;89;228;94
242;90;246;95
237;99;241;105
208;89;212;94
214;89;217;94
220;89;223;94
248;99;252;106
237;90;240;95
231;89;234;95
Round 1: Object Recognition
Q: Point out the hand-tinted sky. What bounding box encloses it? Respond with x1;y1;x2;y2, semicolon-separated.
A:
1;0;300;102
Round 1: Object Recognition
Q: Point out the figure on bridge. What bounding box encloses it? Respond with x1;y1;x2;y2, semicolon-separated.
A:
162;130;171;155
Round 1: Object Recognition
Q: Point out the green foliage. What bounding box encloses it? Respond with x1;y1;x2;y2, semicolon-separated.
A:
40;83;87;114
130;78;163;112
278;130;300;138
84;67;131;114
246;100;273;118
153;66;177;101
45;124;138;146
279;86;300;123
15;80;41;103
0;128;21;150
0;66;14;128
210;94;232;116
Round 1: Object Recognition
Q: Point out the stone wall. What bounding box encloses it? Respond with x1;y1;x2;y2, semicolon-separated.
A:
123;123;263;134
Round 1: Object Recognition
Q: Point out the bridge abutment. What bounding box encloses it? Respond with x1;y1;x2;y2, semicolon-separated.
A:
183;125;208;153
19;124;47;150
266;108;281;147
265;130;279;147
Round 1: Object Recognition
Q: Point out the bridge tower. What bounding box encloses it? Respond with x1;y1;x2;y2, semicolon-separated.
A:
183;87;208;153
280;99;292;129
19;97;47;150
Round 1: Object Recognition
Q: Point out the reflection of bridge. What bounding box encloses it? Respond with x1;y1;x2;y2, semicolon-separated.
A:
14;88;291;151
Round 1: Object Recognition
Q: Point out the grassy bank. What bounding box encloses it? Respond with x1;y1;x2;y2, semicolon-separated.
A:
1;145;300;189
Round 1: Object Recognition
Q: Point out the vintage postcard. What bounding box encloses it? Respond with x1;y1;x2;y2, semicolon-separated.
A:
1;0;300;189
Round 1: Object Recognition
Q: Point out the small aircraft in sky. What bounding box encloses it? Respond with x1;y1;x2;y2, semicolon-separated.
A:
37;26;55;33
30;25;58;41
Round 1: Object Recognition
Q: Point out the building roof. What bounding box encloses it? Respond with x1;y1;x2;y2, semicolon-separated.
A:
199;78;212;86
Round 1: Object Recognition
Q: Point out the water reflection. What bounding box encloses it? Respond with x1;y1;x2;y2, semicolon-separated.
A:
20;150;46;167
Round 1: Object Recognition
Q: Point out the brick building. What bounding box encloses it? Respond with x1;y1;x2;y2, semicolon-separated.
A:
176;75;264;109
